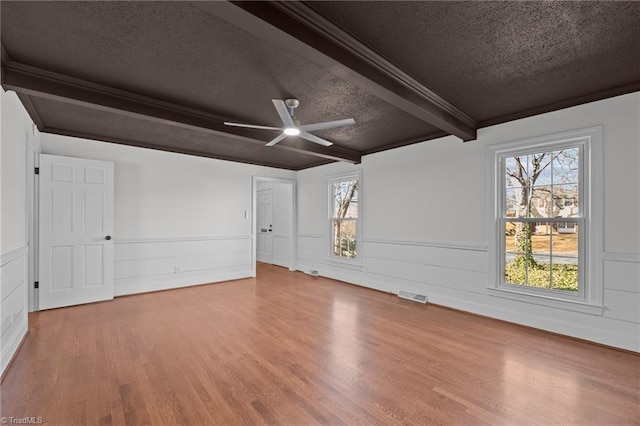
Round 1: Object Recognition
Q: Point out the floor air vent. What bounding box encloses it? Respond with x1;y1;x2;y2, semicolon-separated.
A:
398;290;428;304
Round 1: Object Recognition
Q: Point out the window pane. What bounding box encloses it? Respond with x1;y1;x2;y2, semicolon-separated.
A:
504;254;528;286
506;188;526;217
505;154;553;217
505;157;523;189
552;223;578;254
332;219;357;259
332;179;358;218
553;148;579;185
505;189;519;217
505;221;559;289
345;200;358;218
535;161;553;185
551;256;579;291
530;228;551;289
504;219;581;292
526;152;553;183
331;182;341;216
531;186;552;217
553;184;579;217
504;221;529;286
551;223;578;291
504;221;519;254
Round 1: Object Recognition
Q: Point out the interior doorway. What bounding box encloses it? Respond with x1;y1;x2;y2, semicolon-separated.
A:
37;154;115;309
252;177;296;275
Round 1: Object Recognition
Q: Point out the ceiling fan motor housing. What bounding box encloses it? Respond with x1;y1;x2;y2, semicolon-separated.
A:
285;98;300;116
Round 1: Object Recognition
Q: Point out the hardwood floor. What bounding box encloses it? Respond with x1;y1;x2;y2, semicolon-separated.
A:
2;263;638;425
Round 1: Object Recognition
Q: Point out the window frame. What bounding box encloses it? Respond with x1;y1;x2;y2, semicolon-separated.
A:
488;127;603;315
327;171;362;266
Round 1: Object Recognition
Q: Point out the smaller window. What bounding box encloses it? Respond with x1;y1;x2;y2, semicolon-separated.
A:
328;173;361;262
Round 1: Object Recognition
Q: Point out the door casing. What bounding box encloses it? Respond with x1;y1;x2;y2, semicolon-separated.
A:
251;176;296;275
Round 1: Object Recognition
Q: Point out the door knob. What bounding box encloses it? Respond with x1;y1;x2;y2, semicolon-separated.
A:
105;235;112;240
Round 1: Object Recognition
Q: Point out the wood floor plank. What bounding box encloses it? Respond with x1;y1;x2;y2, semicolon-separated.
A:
1;263;638;425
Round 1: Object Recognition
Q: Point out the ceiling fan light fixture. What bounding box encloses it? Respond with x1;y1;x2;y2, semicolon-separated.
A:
224;99;354;147
284;127;300;136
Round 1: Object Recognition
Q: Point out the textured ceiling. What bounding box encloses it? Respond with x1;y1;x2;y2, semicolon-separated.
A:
29;97;326;170
310;1;640;123
2;1;639;169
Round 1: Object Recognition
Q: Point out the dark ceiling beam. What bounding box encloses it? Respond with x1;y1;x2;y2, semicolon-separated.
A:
198;1;477;141
1;43;10;65
1;61;361;164
42;127;297;170
1;43;11;89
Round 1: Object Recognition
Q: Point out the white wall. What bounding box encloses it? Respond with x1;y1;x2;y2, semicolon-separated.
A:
41;134;295;295
2;92;31;252
296;92;640;352
1;90;37;375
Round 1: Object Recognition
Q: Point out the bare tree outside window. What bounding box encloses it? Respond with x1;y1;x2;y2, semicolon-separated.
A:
504;148;580;291
330;178;358;259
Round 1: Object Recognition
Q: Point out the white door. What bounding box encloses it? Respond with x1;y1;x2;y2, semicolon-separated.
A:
38;154;114;310
272;182;292;268
256;186;273;263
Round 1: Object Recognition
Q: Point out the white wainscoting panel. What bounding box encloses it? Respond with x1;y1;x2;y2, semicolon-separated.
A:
603;289;640;323
602;255;640;323
114;236;252;296
296;234;640;352
1;246;29;376
604;258;640;293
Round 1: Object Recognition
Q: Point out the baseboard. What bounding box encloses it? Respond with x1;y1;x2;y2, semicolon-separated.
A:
114;269;253;296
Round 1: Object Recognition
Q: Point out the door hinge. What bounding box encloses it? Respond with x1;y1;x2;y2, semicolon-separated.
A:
34;167;40;175
34;281;39;289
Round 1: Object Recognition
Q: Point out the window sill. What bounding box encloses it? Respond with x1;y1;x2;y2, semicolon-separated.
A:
324;257;362;271
487;287;604;316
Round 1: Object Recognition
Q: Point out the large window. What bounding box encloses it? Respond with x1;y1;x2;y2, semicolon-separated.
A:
489;127;603;313
329;173;361;262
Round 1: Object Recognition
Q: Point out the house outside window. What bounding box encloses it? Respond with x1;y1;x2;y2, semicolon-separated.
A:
489;127;603;313
328;172;361;263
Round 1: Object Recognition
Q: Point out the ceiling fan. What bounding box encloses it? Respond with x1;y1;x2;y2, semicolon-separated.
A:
224;99;355;147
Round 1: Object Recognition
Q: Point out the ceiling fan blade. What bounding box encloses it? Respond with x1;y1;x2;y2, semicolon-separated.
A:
298;118;355;132
299;131;333;146
272;99;296;128
223;122;282;131
265;133;288;147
